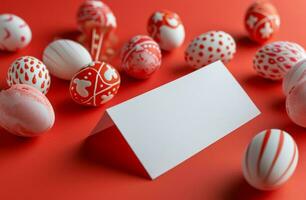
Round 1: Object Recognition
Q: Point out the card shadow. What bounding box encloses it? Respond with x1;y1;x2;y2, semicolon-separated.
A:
80;125;150;179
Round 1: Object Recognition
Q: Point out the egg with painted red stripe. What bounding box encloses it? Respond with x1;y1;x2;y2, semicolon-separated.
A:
283;59;306;95
185;31;236;69
121;35;162;79
245;1;280;44
242;129;299;190
43;39;92;80
7;56;51;94
253;41;306;80
0;14;32;51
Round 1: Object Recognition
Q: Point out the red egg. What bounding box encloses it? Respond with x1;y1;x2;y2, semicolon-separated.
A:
245;1;280;44
70;61;120;106
121;35;162;79
253;41;306;80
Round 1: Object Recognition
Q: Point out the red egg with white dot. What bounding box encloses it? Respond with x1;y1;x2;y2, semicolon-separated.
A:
253;41;306;80
121;35;162;79
185;31;236;69
7;56;51;94
147;10;185;51
245;1;280;44
70;61;120;106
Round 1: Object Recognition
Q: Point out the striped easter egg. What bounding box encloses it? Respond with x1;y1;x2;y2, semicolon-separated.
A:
43;39;92;80
242;129;298;190
283;59;306;96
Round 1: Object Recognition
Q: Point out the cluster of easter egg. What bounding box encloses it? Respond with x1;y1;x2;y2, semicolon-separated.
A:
0;0;305;192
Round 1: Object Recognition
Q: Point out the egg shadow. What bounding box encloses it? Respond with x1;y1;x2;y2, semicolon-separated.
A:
270;96;286;113
79;125;150;179
219;174;276;200
243;74;282;90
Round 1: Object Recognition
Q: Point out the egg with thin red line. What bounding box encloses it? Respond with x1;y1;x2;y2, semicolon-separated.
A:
185;31;236;69
7;56;51;94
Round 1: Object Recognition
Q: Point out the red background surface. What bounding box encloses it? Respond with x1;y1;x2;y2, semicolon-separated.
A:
0;0;306;199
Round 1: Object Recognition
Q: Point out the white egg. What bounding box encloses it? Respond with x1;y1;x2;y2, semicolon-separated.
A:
43;39;92;80
283;59;306;95
0;14;32;51
7;56;51;94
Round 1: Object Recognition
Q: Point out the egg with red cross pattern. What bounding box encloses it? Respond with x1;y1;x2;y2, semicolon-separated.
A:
7;56;51;94
70;61;120;106
245;1;280;44
253;41;306;80
121;35;162;79
147;10;185;51
242;129;299;190
0;14;32;51
185;31;236;69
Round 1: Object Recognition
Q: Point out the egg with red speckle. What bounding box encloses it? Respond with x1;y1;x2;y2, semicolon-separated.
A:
7;56;51;94
185;31;236;69
121;35;162;79
245;1;280;44
242;129;298;190
0;14;32;51
286;79;306;127
0;84;55;137
283;59;306;95
147;10;185;51
253;41;306;80
70;61;120;106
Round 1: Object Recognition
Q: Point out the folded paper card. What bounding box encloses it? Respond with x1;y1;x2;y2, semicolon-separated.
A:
92;61;260;179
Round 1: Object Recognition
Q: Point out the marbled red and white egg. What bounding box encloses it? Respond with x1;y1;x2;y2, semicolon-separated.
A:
0;14;32;51
147;10;185;51
7;56;51;94
185;31;236;69
70;61;120;106
283;59;306;95
253;41;306;80
77;0;117;33
245;1;280;44
0;84;55;137
286;80;306;128
121;35;162;79
242;129;298;190
43;39;92;80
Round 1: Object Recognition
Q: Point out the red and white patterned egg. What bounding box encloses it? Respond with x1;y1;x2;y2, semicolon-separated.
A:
245;1;280;44
283;59;306;95
147;10;185;51
70;61;120;106
242;129;298;190
185;31;236;69
0;14;32;51
7;56;51;94
77;0;117;33
253;41;306;80
121;35;162;79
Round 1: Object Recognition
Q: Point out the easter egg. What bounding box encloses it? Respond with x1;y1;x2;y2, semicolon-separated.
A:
242;129;298;190
0;84;55;137
70;61;120;106
0;14;32;51
253;41;306;80
245;1;280;44
185;31;236;69
286;79;306;127
121;35;162;79
77;0;117;33
43;39;92;80
283;59;306;95
7;56;51;94
147;10;185;51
